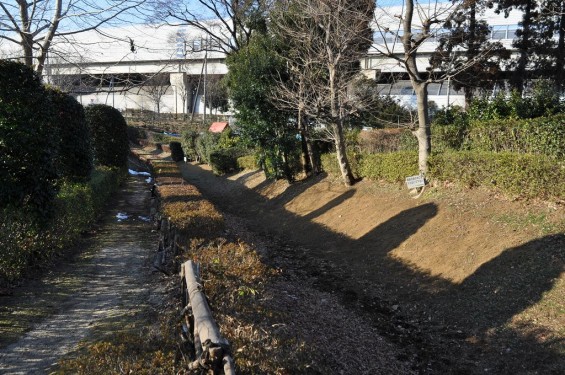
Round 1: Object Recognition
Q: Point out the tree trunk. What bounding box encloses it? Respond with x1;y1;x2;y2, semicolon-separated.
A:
464;2;478;108
556;4;565;91
512;0;533;93
333;122;354;186
329;65;354;186
413;82;431;175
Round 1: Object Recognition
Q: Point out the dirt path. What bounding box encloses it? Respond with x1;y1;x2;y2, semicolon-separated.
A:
0;174;159;374
178;162;565;374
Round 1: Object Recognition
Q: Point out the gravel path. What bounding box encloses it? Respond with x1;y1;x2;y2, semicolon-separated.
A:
0;174;158;375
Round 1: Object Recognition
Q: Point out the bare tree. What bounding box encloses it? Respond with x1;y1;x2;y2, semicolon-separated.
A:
270;0;374;186
0;0;146;75
149;0;272;54
372;0;504;174
141;73;170;123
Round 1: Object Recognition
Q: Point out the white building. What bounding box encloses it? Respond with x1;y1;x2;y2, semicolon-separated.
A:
1;3;527;113
363;3;524;108
43;23;229;116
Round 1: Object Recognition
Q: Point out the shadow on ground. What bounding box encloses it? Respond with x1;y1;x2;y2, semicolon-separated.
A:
179;162;565;374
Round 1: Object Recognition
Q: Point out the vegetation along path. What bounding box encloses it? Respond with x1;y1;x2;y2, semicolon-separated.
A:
0;172;159;374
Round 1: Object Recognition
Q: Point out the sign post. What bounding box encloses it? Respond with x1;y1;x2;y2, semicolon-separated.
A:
405;175;426;190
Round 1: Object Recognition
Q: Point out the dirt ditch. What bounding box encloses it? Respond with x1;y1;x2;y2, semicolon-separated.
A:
177;161;564;374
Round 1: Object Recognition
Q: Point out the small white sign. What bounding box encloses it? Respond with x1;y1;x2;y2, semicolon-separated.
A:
406;175;425;189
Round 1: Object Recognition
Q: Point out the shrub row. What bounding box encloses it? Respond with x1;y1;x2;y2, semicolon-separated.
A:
322;150;565;200
0;167;124;284
429;151;565;200
0;61;130;221
466;115;565;158
169;141;185;162
85;104;130;169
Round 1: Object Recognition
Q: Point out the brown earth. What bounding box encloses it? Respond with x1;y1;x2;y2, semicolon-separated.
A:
177;160;564;374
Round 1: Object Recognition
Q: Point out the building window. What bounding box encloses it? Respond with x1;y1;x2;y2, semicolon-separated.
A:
491;25;519;40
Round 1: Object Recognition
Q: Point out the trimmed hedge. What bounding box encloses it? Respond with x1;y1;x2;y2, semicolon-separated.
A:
85;104;129;169
429;151;565;200
169;141;185;162
322;150;564;201
210;148;247;175
358;151;419;182
48;87;93;181
0;60;57;217
466;115;565;158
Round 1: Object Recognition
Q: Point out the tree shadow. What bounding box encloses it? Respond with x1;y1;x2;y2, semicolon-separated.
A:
178;162;565;373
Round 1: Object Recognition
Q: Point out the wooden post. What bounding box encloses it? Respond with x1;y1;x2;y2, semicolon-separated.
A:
182;260;235;373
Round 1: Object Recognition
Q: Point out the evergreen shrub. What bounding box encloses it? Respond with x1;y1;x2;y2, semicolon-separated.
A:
237;155;259;170
169;141;185;162
0;60;57;218
181;129;199;161
85;104;129;169
47;87;93;180
195;132;220;164
466;115;565;158
210;148;245;175
322;150;563;200
127;126;147;145
429;151;565;200
358;151;419;182
0;166;124;284
320;152;362;180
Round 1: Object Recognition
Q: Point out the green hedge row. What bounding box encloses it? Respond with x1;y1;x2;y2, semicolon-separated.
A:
466;115;565;158
321;151;564;200
0;167;124;284
429;151;565;200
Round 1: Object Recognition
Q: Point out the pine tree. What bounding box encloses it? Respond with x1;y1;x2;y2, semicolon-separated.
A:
430;0;510;108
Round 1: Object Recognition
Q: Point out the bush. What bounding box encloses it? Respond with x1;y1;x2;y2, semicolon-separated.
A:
466;115;565;159
237;155;259;170
0;166;124;284
0;60;57;218
320;152;362;180
210;148;246;175
429;151;565;200
322;149;563;201
181;129;199;161
127;126;147;145
47;87;93;181
195;132;220;164
85;104;129;169
358;151;419;182
169;141;185;162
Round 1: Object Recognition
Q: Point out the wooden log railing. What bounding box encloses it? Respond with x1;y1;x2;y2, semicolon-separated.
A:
181;260;235;374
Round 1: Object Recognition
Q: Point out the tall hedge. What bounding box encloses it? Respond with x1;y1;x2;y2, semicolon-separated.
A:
322;150;565;201
429;151;565;200
85;104;129;169
48;87;93;180
0;60;57;217
466;116;565;158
